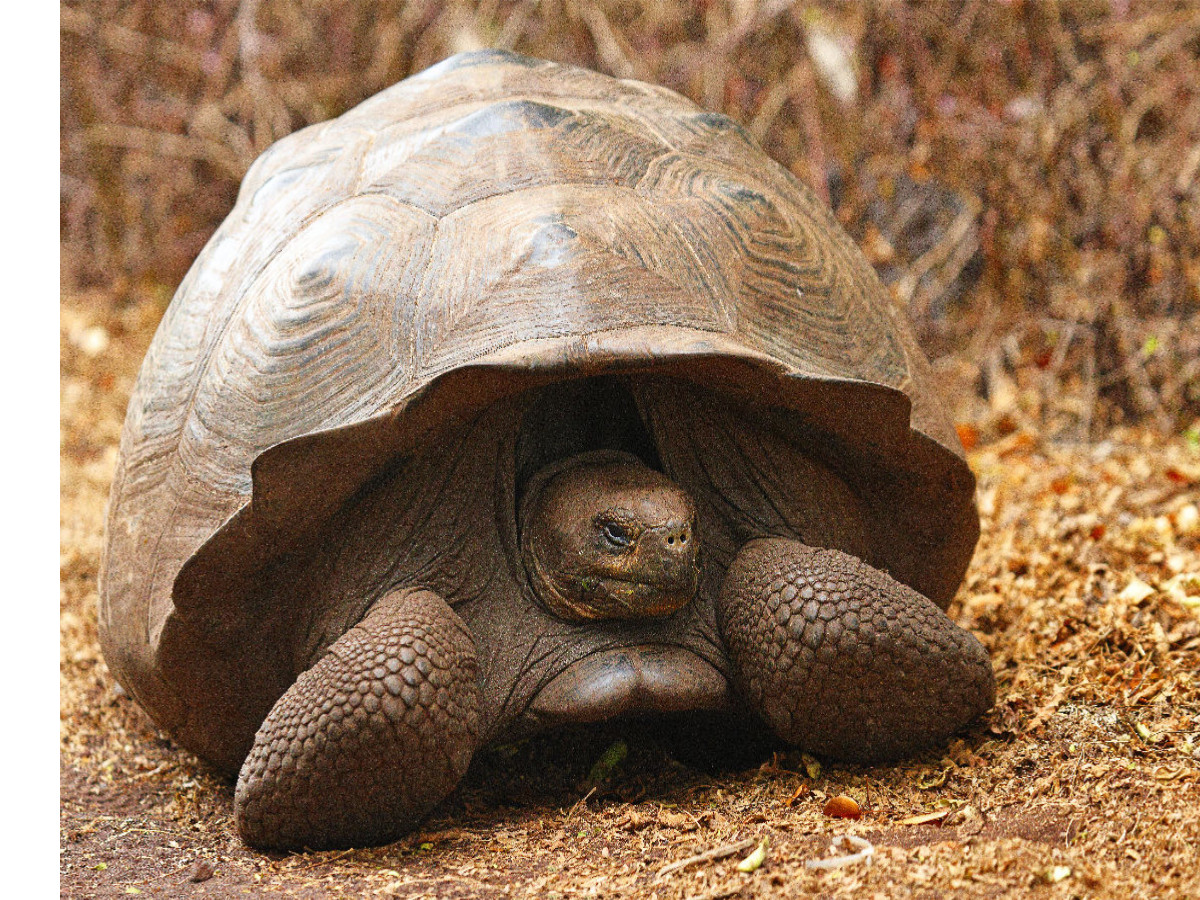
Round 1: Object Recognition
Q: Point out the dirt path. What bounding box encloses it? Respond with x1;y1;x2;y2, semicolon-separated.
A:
61;288;1199;899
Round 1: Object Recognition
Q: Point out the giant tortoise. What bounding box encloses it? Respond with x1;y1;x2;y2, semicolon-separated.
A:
100;50;993;851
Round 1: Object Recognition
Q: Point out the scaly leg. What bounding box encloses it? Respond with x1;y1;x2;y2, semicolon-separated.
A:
234;589;479;850
718;538;993;762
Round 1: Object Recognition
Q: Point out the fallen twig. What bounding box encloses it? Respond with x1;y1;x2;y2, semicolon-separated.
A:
655;837;757;881
805;834;875;870
564;786;597;823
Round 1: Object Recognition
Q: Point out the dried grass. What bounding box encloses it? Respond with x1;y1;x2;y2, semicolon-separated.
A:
61;1;1200;433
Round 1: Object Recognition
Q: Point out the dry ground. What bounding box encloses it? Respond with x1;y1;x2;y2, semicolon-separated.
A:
61;285;1199;899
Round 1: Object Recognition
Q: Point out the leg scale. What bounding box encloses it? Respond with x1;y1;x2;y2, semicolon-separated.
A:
235;589;479;850
718;538;994;762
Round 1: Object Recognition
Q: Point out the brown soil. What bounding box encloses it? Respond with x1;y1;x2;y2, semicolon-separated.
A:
61;285;1200;899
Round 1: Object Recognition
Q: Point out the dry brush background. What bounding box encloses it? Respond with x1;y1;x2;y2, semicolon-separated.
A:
61;0;1200;437
61;2;1199;898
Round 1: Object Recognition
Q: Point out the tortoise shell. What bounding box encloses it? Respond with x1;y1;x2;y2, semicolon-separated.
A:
99;50;977;774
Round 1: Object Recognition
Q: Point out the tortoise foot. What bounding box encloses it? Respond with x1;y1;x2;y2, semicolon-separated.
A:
717;538;994;763
234;589;479;850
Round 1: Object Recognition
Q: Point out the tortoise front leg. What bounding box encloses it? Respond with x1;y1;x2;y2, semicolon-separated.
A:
717;538;994;762
234;588;479;850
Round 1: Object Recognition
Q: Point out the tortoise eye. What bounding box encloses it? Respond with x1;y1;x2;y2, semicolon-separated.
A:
601;521;632;548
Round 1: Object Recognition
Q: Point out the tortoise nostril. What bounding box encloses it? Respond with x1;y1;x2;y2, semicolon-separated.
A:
664;527;691;550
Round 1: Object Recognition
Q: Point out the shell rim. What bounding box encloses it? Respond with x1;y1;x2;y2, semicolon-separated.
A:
170;324;977;629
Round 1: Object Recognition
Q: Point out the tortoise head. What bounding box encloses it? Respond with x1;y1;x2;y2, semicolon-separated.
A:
520;451;699;621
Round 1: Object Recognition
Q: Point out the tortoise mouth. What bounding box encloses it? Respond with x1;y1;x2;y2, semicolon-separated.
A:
525;645;734;727
573;572;699;619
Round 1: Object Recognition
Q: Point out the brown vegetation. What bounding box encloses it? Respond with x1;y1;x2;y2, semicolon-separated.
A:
61;3;1200;897
61;0;1200;434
